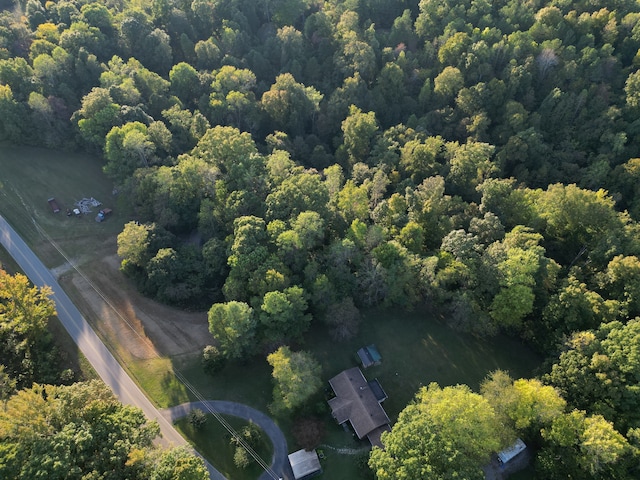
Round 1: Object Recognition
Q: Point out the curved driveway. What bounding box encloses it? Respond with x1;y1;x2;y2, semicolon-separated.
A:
162;401;293;480
0;214;292;480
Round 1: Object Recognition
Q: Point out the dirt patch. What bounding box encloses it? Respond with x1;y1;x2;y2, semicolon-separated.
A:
61;254;213;359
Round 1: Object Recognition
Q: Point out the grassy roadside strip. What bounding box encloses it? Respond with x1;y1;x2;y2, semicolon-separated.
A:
56;271;191;407
1;244;98;383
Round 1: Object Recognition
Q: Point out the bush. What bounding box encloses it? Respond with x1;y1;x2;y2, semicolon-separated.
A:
233;446;250;469
241;422;262;448
188;408;207;430
59;368;75;384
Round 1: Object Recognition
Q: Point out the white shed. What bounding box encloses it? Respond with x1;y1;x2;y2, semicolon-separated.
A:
288;449;322;480
498;438;527;464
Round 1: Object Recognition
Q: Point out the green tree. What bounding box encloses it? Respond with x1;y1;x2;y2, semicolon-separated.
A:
545;320;640;432
433;66;464;105
400;136;445;185
259;286;311;343
209;65;257;129
337;179;369;224
0;365;16;404
74;87;121;149
265;171;329;221
535;184;624;265
0;85;27;143
624;69;640;109
335;37;377;83
542;275;615;343
605;255;640;318
0;57;34;100
341;105;378;165
117;221;153;270
291;210;325;250
261;73;323;136
369;383;502;480
149;446;208;480
190;125;263;196
489;227;558;332
207;301;257;360
0;381;163;480
539;410;632;479
446;141;497;200
266;346;321;414
169;62;200;106
104;122;157;183
0;270;56;388
481;371;566;435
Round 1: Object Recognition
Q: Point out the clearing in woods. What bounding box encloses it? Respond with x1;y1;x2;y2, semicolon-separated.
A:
0;145;211;364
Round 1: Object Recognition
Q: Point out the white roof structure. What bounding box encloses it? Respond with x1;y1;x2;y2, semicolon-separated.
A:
498;438;527;464
288;449;322;480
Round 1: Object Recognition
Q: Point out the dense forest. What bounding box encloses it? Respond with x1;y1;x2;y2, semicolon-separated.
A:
2;0;640;477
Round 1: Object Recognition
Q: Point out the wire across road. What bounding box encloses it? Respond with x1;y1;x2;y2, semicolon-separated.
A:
0;214;292;480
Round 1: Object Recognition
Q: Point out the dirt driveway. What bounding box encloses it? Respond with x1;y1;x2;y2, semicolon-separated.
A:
57;254;213;360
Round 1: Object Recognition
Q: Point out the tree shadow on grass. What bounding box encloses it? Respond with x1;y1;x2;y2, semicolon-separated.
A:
161;369;191;406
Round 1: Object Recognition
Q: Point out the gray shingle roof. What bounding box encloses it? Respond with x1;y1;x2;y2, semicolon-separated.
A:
328;367;390;441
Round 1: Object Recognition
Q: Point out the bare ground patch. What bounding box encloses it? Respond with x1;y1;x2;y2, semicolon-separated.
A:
59;253;213;359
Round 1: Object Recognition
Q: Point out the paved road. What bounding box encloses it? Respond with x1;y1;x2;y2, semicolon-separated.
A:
0;214;224;480
162;401;294;480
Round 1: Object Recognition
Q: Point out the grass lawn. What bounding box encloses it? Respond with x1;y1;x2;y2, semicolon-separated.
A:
173;307;541;479
0;144;127;266
175;414;274;480
0;244;21;274
48;315;100;383
310;307;541;421
174;307;541;422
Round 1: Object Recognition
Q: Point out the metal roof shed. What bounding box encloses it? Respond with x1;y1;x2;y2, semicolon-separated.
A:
357;344;382;368
288;449;322;480
498;438;527;464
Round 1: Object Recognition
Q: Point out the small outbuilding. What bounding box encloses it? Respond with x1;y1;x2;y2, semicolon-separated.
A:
357;344;382;368
288;449;322;480
48;197;60;213
498;438;527;465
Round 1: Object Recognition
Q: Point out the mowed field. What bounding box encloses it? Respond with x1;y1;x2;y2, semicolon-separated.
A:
0;143;212;387
0;144;125;266
0;144;543;480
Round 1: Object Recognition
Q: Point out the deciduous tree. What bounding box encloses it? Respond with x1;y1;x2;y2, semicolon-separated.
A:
538;410;632;479
0;270;56;388
259;286;311;343
370;383;502;480
207;301;257;360
261;73;323;136
0;381;186;480
267;346;321;414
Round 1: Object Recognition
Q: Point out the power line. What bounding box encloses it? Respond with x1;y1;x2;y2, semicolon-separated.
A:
33;220;281;480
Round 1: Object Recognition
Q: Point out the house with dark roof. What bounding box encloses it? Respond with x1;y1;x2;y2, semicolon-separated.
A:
327;367;391;448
